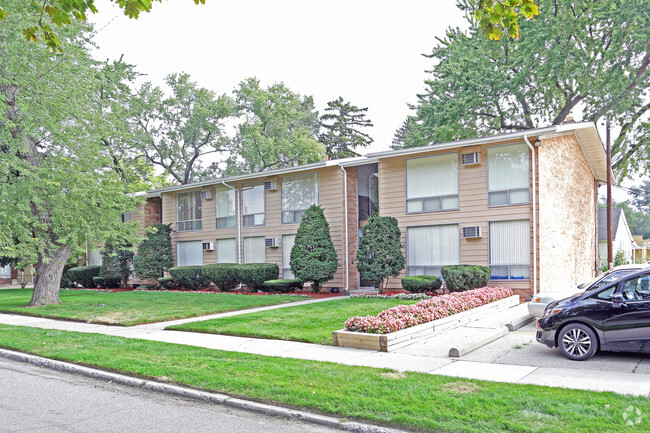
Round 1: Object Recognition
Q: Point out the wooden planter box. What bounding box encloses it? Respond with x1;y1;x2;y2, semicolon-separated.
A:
332;295;519;352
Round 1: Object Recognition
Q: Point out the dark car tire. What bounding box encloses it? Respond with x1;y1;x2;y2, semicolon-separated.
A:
558;323;598;361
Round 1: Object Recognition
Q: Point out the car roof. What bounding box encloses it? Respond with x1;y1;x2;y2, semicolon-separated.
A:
610;264;650;271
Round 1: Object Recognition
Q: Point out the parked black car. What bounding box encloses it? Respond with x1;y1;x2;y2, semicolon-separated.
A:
536;268;650;360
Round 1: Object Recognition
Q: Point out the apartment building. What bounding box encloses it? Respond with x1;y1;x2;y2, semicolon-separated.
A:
126;122;607;299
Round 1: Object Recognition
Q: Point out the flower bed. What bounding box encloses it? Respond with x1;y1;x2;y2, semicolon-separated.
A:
344;286;513;334
351;293;433;300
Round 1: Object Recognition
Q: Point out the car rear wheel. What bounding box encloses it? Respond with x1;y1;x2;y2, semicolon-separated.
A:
558;323;598;361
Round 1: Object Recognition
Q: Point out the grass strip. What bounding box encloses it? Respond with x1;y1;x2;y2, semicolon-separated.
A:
0;324;647;433
167;298;420;344
0;289;304;326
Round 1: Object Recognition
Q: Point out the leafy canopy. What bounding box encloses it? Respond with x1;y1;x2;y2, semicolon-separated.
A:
475;0;540;40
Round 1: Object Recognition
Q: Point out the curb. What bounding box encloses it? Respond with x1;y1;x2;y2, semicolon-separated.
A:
0;348;406;433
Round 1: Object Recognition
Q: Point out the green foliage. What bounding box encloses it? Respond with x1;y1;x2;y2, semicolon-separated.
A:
290;205;338;293
100;243;134;289
134;224;173;280
403;0;650;180
401;276;442;293
224;78;324;175
59;257;81;288
156;277;183;291
236;264;279;292
319;97;374;159
475;0;539;40
92;276;121;289
203;264;240;292
356;215;405;293
600;199;650;239
614;249;627;267
168;266;212;291
66;266;101;288
263;279;304;293
441;265;492;292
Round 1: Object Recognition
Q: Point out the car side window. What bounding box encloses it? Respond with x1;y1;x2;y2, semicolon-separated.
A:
594;286;616;301
622;275;650;301
596;270;635;288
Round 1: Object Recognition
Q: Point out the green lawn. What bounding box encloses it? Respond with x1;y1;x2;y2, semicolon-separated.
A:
168;298;420;344
0;324;647;433
0;289;305;326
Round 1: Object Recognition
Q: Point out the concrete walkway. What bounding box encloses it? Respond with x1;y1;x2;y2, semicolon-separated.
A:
1;305;649;397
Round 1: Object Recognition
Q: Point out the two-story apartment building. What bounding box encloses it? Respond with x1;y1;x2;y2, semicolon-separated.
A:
125;122;608;300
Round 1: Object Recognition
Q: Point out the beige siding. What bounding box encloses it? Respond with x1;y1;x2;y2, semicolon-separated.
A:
161;167;347;289
378;140;533;296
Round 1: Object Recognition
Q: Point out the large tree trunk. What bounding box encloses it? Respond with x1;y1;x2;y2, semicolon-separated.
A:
28;246;72;307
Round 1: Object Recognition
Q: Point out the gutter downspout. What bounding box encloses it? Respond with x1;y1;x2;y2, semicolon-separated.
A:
524;135;538;295
221;181;241;265
340;166;349;293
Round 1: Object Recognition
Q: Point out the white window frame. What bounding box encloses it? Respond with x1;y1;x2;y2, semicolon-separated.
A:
215;238;237;264
405;152;459;214
406;224;460;277
243;236;266;264
281;172;319;224
215;186;237;229
488;219;531;280
176;191;203;232
176;240;204;266
487;143;530;207
242;183;265;227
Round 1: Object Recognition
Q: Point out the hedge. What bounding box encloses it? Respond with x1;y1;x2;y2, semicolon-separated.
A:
66;266;101;288
168;266;212;291
237;263;279;292
401;275;442;293
203;263;240;292
263;279;304;293
92;276;121;289
156;277;183;291
441;265;491;292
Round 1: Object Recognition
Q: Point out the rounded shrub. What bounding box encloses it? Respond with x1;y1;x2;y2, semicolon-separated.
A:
441;265;492;292
401;275;442;293
203;263;240;292
236;263;279;292
92;276;121;289
156;277;183;291
263;279;304;293
66;266;101;288
168;266;212;291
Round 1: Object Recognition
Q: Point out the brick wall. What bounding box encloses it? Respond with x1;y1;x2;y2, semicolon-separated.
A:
345;167;359;290
144;197;161;228
537;134;597;293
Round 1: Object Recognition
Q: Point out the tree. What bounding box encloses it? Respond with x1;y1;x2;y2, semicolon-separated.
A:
100;242;134;289
1;0;205;52
133;223;173;281
475;0;540;40
629;181;650;214
131;73;235;184
319;97;374;159
289;205;338;293
224;78;324;175
356;215;405;294
392;116;415;149
0;2;140;306
402;0;650;180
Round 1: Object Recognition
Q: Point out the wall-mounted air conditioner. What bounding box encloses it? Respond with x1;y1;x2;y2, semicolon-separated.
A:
265;238;279;248
202;242;215;251
200;190;213;200
264;181;278;191
461;152;480;166
462;226;482;238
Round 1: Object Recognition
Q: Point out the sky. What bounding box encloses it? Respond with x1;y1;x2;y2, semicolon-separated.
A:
88;0;468;154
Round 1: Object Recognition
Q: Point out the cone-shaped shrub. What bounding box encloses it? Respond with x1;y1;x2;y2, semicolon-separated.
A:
290;205;338;293
134;224;173;281
357;215;405;293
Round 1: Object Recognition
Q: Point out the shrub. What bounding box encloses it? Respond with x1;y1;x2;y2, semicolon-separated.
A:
134;224;173;280
237;263;279;292
100;242;134;289
441;265;491;292
401;275;442;293
264;279;304;293
290;205;338;293
357;215;405;294
59;258;80;288
203;263;240;292
168;266;212;291
92;276;121;289
66;266;101;288
157;277;183;291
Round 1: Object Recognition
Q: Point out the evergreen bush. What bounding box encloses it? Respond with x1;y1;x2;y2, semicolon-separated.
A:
290;205;338;293
66;266;101;288
357;215;405;293
401;275;442;293
263;279;304;293
237;263;279;292
157;277;183;291
92;276;121;289
134;224;173;280
168;266;212;291
203;263;240;292
441;265;491;292
100;242;134;289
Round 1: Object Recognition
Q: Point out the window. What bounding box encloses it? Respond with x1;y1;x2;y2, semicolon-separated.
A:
122;212;132;223
177;240;203;266
216;238;237;263
282;234;296;278
242;183;265;226
282;173;318;223
88;249;103;266
215;186;236;229
407;224;459;277
406;153;459;213
489;220;530;280
176;191;202;231
622;274;650;301
0;265;11;279
243;236;265;263
487;143;530;206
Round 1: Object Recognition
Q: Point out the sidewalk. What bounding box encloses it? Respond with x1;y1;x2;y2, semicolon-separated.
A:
1;309;649;397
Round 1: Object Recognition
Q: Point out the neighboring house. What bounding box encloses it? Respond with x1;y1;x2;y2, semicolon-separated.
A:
598;208;636;266
0;264;35;286
112;122;607;300
633;235;650;263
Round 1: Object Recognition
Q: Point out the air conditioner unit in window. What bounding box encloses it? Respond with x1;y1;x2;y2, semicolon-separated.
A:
202;242;214;251
265;238;279;248
461;152;480;165
462;226;482;238
264;181;278;191
200;190;213;200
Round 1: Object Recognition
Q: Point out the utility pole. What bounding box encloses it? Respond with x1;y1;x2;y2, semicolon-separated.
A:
606;120;613;269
